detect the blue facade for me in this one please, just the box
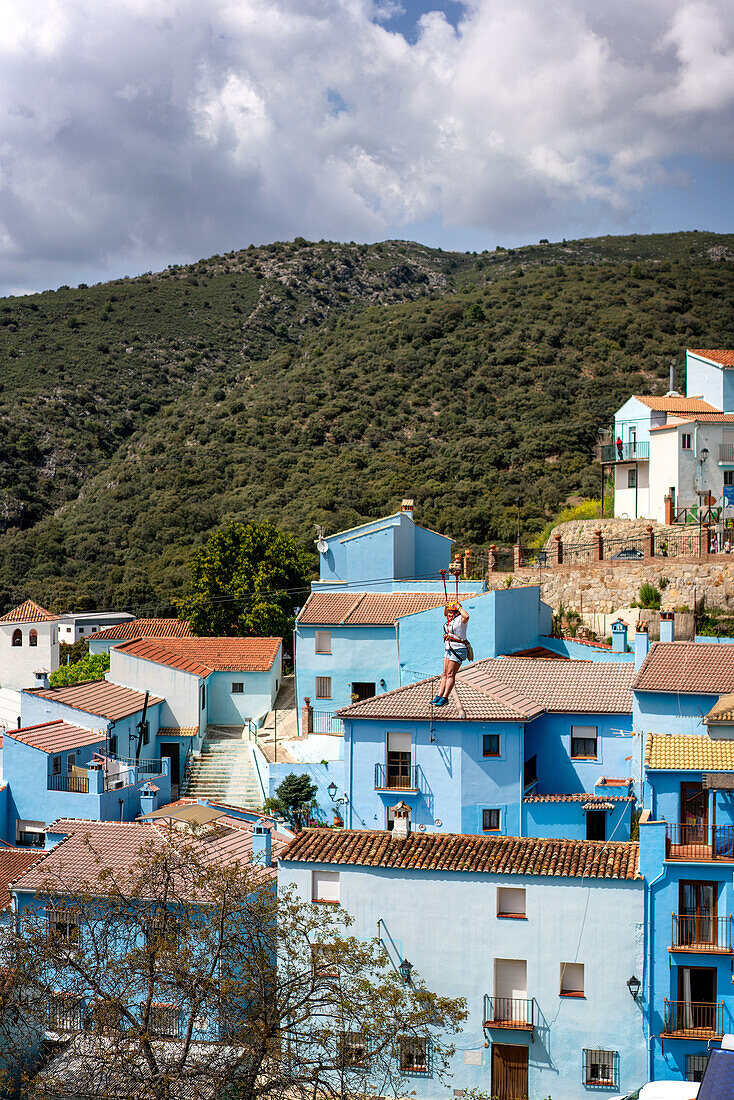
[315,510,451,588]
[524,711,635,796]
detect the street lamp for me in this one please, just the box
[399,958,413,985]
[627,975,641,1001]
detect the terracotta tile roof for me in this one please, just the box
[7,720,106,754]
[281,828,640,880]
[597,777,633,788]
[634,642,734,695]
[633,394,719,413]
[25,680,163,721]
[0,599,59,623]
[0,848,46,909]
[524,792,634,803]
[114,637,281,675]
[158,727,199,738]
[11,811,291,894]
[645,732,734,771]
[689,349,734,367]
[558,635,612,650]
[91,618,193,642]
[505,646,569,660]
[297,591,467,626]
[672,412,734,423]
[705,694,734,723]
[340,657,634,721]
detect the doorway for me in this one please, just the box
[681,782,707,845]
[677,966,717,1034]
[160,743,180,799]
[352,682,376,702]
[679,882,717,947]
[491,1044,528,1100]
[586,811,606,841]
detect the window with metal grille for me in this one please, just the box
[482,808,500,832]
[149,1004,179,1038]
[340,1031,368,1067]
[399,1036,428,1074]
[315,676,332,699]
[483,734,500,757]
[682,433,692,450]
[627,469,636,489]
[232,682,244,694]
[47,994,81,1031]
[686,1054,708,1082]
[47,908,80,945]
[571,726,598,759]
[583,1049,618,1088]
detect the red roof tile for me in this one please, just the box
[633,394,720,413]
[689,349,734,367]
[7,720,106,754]
[506,646,570,660]
[0,848,46,909]
[297,591,471,626]
[91,618,193,642]
[0,599,59,623]
[25,680,163,721]
[281,828,640,880]
[633,642,734,695]
[339,673,543,722]
[524,792,634,803]
[114,637,281,675]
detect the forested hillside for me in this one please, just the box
[0,231,733,614]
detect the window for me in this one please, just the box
[311,943,339,979]
[497,887,526,918]
[47,908,80,945]
[52,630,57,644]
[726,471,734,487]
[571,726,597,759]
[627,468,636,489]
[232,682,244,694]
[109,734,118,756]
[586,811,606,841]
[29,629,37,647]
[67,756,74,775]
[315,631,331,654]
[47,993,81,1032]
[682,433,692,450]
[315,676,331,699]
[52,755,62,776]
[584,1049,618,1088]
[386,731,412,789]
[79,627,85,635]
[560,962,584,997]
[340,1030,368,1068]
[16,819,45,847]
[149,1004,179,1038]
[686,1054,708,1082]
[483,733,500,757]
[399,1036,428,1074]
[482,809,500,832]
[312,869,339,904]
[11,629,21,647]
[200,684,206,710]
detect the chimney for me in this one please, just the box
[660,610,675,644]
[34,669,49,689]
[611,619,628,654]
[401,498,414,517]
[390,801,411,841]
[635,620,650,670]
[252,821,273,866]
[669,360,675,395]
[138,783,159,820]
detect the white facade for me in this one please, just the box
[59,611,135,645]
[0,617,59,692]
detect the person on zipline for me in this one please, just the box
[432,600,470,707]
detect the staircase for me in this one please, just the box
[182,734,263,809]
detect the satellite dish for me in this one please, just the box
[316,539,328,553]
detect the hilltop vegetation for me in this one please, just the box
[0,231,732,614]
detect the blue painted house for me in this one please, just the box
[279,824,646,1100]
[335,657,637,839]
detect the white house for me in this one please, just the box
[58,610,136,645]
[605,349,734,523]
[0,600,60,692]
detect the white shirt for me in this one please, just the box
[447,613,468,641]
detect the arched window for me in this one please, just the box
[11,629,22,647]
[29,630,37,647]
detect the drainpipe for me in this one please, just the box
[645,860,667,1082]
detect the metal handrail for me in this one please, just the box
[483,995,536,1030]
[601,441,650,462]
[374,763,420,792]
[665,822,734,861]
[671,913,733,951]
[48,774,90,794]
[312,710,344,734]
[663,999,724,1037]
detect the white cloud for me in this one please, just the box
[0,0,732,291]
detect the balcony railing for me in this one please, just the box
[48,774,89,794]
[601,441,650,463]
[665,823,734,861]
[663,999,724,1038]
[720,443,734,464]
[104,755,165,776]
[374,763,420,792]
[483,995,537,1032]
[671,914,733,953]
[47,996,82,1033]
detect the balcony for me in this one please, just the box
[47,757,167,796]
[671,914,733,954]
[47,996,82,1034]
[601,441,650,463]
[374,763,420,793]
[663,999,724,1039]
[483,995,537,1033]
[48,774,90,794]
[719,443,734,464]
[665,823,734,862]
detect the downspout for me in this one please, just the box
[645,861,666,1081]
[395,621,401,687]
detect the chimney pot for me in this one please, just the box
[401,498,414,514]
[390,801,411,840]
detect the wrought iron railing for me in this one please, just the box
[374,763,420,792]
[601,441,649,462]
[672,914,733,952]
[663,999,724,1037]
[312,711,344,734]
[48,774,89,794]
[483,995,536,1031]
[47,996,82,1032]
[665,823,734,861]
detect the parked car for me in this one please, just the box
[611,547,645,560]
[611,1083,699,1100]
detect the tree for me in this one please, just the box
[178,521,312,638]
[7,831,466,1100]
[49,651,110,687]
[264,773,318,830]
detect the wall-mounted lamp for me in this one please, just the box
[327,781,337,801]
[379,679,386,690]
[627,975,641,1001]
[327,781,348,807]
[399,958,413,985]
[701,447,709,463]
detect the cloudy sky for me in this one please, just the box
[0,0,733,294]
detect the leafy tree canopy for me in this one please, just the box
[178,520,311,637]
[264,772,319,829]
[49,651,110,687]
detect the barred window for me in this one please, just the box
[583,1049,618,1088]
[149,1003,179,1038]
[340,1030,368,1067]
[686,1054,708,1082]
[47,993,81,1032]
[47,908,80,945]
[399,1036,428,1074]
[315,676,332,699]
